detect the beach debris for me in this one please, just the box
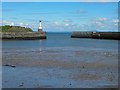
[107,74,113,82]
[19,83,24,87]
[108,77,113,81]
[82,66,85,68]
[3,64,16,68]
[104,52,112,57]
[69,83,72,86]
[4,64,10,66]
[10,65,16,68]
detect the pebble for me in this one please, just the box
[19,83,24,87]
[82,66,85,68]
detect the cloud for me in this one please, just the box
[2,20,31,28]
[54,21,59,26]
[2,17,118,32]
[63,19,72,23]
[43,20,78,32]
[88,17,118,31]
[0,21,2,26]
[42,17,118,32]
[75,9,87,14]
[112,19,119,23]
[25,9,87,16]
[92,17,108,22]
[58,17,118,32]
[25,12,60,15]
[65,23,69,26]
[70,9,88,16]
[2,20,13,25]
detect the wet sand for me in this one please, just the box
[2,47,118,88]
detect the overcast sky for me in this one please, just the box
[1,2,118,32]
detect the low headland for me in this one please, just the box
[0,25,47,40]
[71,31,120,40]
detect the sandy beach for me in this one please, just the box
[2,46,118,88]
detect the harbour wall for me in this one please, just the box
[1,32,47,40]
[71,32,120,40]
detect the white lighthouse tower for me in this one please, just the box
[38,20,43,32]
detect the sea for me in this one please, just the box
[2,32,118,50]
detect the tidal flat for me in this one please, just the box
[2,46,118,88]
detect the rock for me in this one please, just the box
[3,64,16,68]
[10,65,16,68]
[108,54,112,57]
[4,64,10,66]
[82,66,85,68]
[4,81,8,83]
[19,83,24,87]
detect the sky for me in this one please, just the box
[1,2,119,32]
[1,0,120,2]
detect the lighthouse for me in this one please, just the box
[38,20,43,32]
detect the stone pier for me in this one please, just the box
[71,31,120,40]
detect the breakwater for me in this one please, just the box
[1,32,47,40]
[71,32,120,40]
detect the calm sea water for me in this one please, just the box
[2,33,118,50]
